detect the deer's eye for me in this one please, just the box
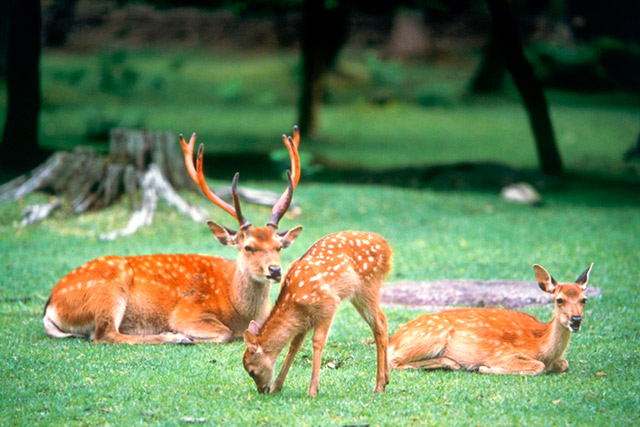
[556,298,564,305]
[244,246,255,253]
[580,298,587,305]
[248,370,256,378]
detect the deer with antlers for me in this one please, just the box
[388,264,593,375]
[242,231,393,397]
[42,127,302,344]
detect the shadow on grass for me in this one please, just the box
[196,151,640,208]
[1,148,639,208]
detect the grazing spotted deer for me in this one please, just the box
[42,127,303,344]
[388,264,593,375]
[242,231,392,397]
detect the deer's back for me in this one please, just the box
[49,254,237,323]
[278,231,392,307]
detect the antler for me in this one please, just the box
[180,133,250,228]
[267,126,301,228]
[284,125,301,188]
[231,172,251,229]
[181,126,300,230]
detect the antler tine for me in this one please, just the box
[267,126,301,229]
[180,133,239,221]
[285,137,300,189]
[231,172,251,230]
[179,133,198,181]
[194,143,239,220]
[267,170,294,228]
[292,125,300,149]
[281,125,301,189]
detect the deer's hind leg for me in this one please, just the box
[388,320,452,371]
[308,312,336,397]
[96,288,193,344]
[352,294,389,393]
[85,265,192,344]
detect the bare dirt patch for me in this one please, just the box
[381,280,602,310]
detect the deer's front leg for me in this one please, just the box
[478,354,546,375]
[396,356,462,371]
[271,331,307,393]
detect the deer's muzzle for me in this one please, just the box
[569,316,582,332]
[267,265,282,282]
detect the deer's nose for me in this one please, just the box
[268,265,282,280]
[570,316,582,331]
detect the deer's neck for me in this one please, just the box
[230,267,271,321]
[259,305,304,358]
[537,314,572,365]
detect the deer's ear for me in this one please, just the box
[244,331,260,353]
[575,263,593,290]
[534,264,558,294]
[207,221,238,246]
[277,226,303,249]
[248,320,261,335]
[244,322,262,354]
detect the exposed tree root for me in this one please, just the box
[0,129,299,239]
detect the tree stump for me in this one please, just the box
[386,9,432,61]
[0,129,297,240]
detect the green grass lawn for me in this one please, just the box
[1,179,639,425]
[1,49,640,425]
[1,49,638,179]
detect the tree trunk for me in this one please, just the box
[43,0,79,47]
[387,9,432,61]
[0,0,44,171]
[298,0,348,138]
[0,1,10,76]
[486,0,564,177]
[0,130,207,238]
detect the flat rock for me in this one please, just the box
[381,280,602,310]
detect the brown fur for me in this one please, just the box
[43,127,303,345]
[43,226,302,344]
[242,231,392,396]
[388,264,592,375]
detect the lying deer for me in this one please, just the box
[42,127,303,344]
[242,231,393,396]
[388,264,593,375]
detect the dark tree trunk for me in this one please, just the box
[486,0,564,177]
[1,0,45,171]
[43,0,79,47]
[298,0,348,138]
[0,1,10,76]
